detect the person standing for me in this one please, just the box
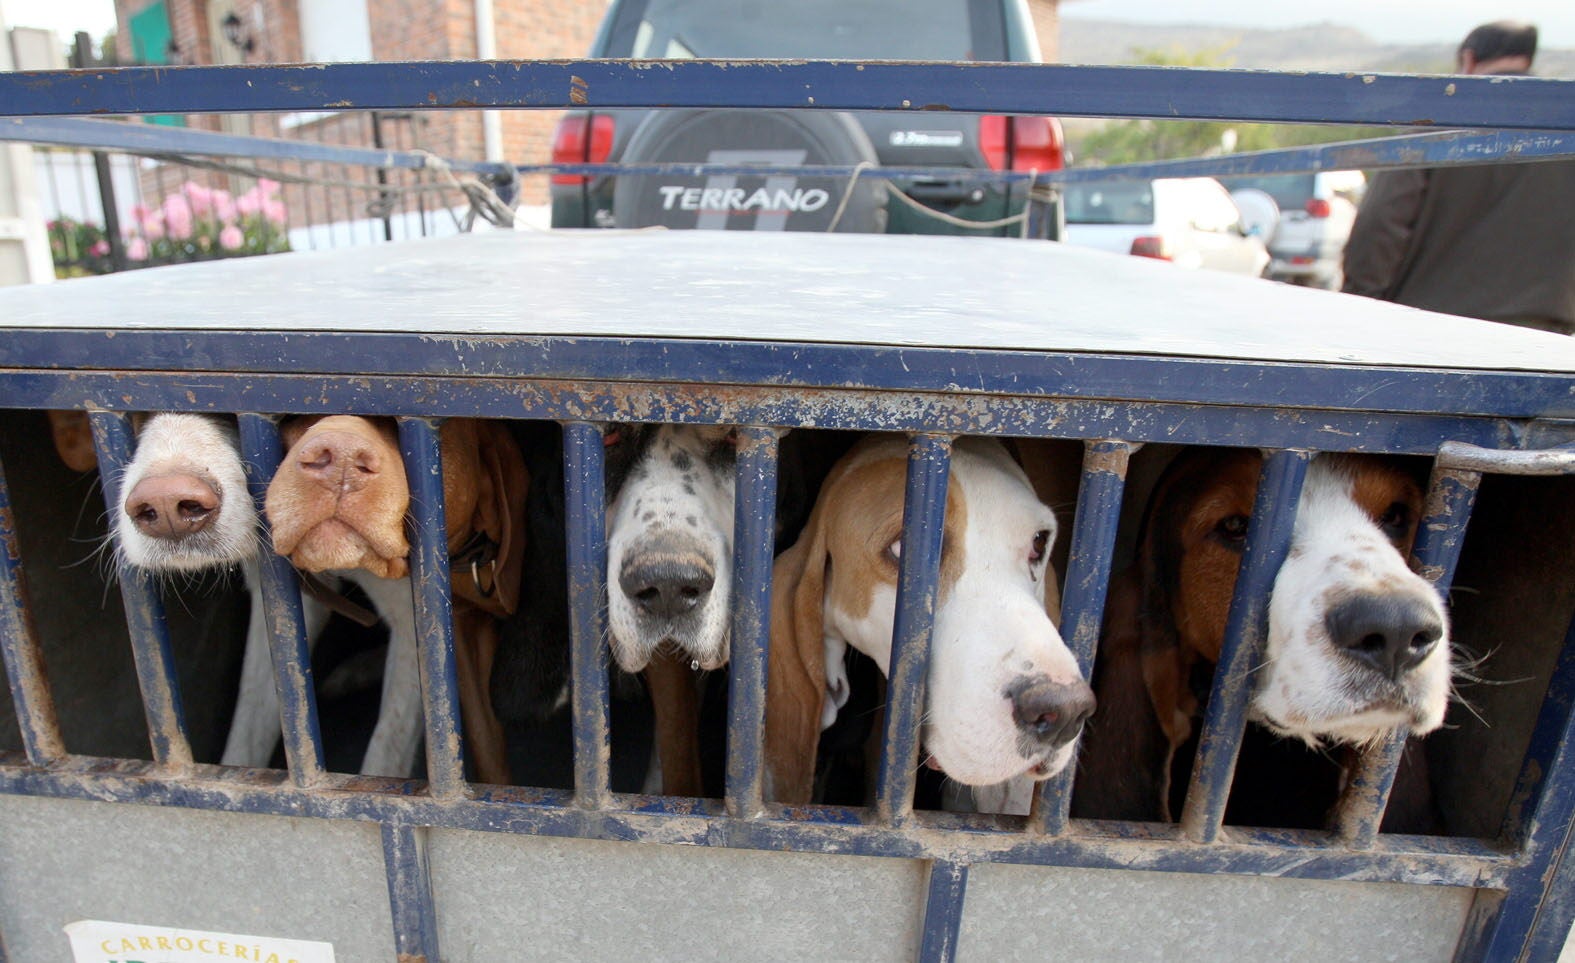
[1341,21,1575,335]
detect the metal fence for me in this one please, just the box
[2,59,1575,962]
[23,109,492,279]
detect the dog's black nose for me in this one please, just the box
[1325,591,1444,682]
[125,473,219,539]
[619,554,715,620]
[1009,677,1096,749]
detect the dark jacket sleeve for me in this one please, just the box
[1341,169,1429,300]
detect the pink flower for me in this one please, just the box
[126,237,149,261]
[181,181,214,217]
[211,189,237,222]
[133,204,165,240]
[89,240,110,256]
[162,194,193,241]
[236,188,261,217]
[262,199,287,225]
[219,224,245,250]
[257,177,281,196]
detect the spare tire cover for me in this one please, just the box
[613,109,887,233]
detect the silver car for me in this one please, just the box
[1059,176,1271,277]
[1222,170,1367,289]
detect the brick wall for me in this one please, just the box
[1027,0,1061,62]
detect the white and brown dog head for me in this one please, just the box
[1108,448,1450,765]
[111,413,259,575]
[1260,454,1450,742]
[604,424,744,674]
[765,434,1094,804]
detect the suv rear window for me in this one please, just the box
[1063,181,1155,225]
[600,0,1008,61]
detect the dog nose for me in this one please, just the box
[1325,591,1444,682]
[125,473,220,539]
[619,554,715,620]
[295,430,383,492]
[1008,677,1096,749]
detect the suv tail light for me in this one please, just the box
[1304,197,1333,218]
[550,114,615,187]
[979,115,1066,172]
[1129,236,1172,260]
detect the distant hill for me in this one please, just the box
[1058,18,1575,78]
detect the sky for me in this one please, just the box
[1063,0,1575,47]
[0,0,113,39]
[3,0,1573,51]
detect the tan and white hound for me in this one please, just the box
[263,415,526,783]
[764,434,1095,809]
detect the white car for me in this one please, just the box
[1059,176,1271,277]
[1221,170,1366,289]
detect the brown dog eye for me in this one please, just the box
[1216,514,1250,542]
[1379,502,1411,541]
[1029,529,1049,564]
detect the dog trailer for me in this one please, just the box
[2,59,1575,962]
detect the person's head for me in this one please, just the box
[1457,20,1538,75]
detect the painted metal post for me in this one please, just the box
[1456,613,1575,962]
[1036,440,1135,834]
[726,426,779,818]
[381,821,441,962]
[88,410,194,770]
[1335,460,1481,845]
[397,417,467,798]
[0,452,64,765]
[237,413,326,786]
[1180,448,1310,843]
[564,421,611,809]
[917,860,970,963]
[875,433,952,826]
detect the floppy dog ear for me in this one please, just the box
[1074,571,1182,821]
[764,498,838,805]
[47,410,97,473]
[450,421,529,620]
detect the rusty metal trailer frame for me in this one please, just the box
[2,59,1575,962]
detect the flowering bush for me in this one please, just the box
[47,218,118,278]
[51,179,291,278]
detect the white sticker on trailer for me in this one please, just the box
[65,920,335,963]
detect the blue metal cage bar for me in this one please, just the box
[874,434,953,826]
[1460,612,1575,960]
[918,859,969,963]
[4,61,1575,132]
[1035,439,1136,835]
[396,417,469,798]
[87,410,195,770]
[725,426,780,818]
[380,821,442,961]
[1179,448,1313,843]
[563,421,612,810]
[0,454,65,766]
[236,413,328,786]
[4,367,1554,459]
